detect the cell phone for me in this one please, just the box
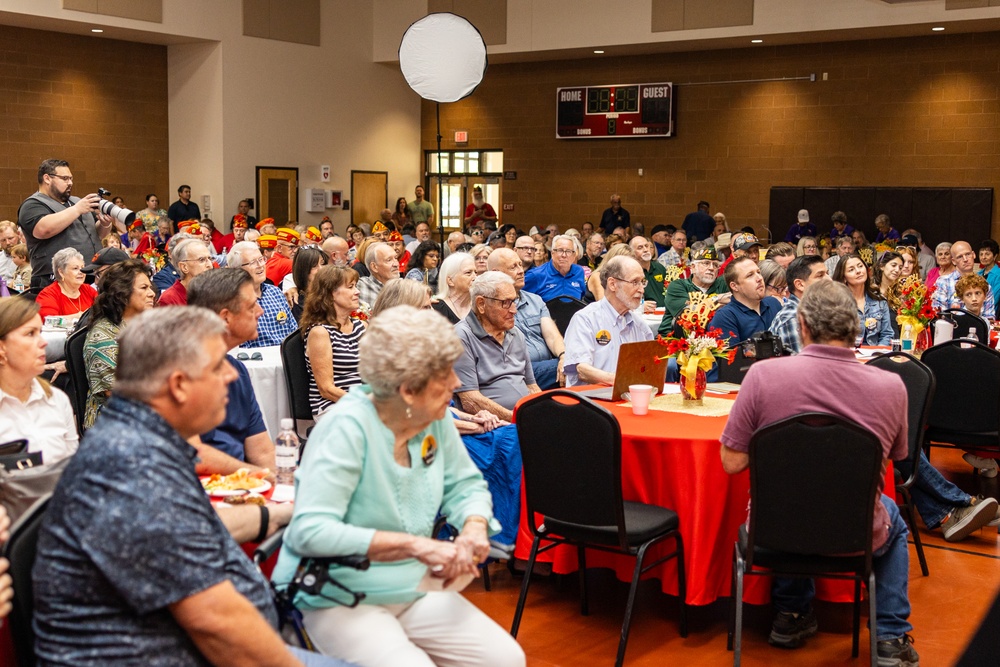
[0,439,28,455]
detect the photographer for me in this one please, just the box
[18,159,118,290]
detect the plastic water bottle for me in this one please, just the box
[901,324,913,352]
[275,418,300,486]
[13,275,23,293]
[961,326,979,349]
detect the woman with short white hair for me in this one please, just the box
[274,306,525,667]
[36,247,96,320]
[432,252,476,324]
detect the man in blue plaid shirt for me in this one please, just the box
[768,255,830,354]
[226,240,297,348]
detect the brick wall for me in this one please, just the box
[0,25,168,223]
[422,31,1000,240]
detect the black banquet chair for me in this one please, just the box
[2,495,52,667]
[64,326,90,436]
[728,413,884,667]
[868,351,935,576]
[511,390,687,667]
[919,338,1000,466]
[280,330,315,441]
[941,308,989,344]
[545,296,586,336]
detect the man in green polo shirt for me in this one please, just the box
[628,235,667,309]
[659,246,731,336]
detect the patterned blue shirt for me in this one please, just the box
[933,270,995,319]
[33,395,278,665]
[768,293,802,354]
[243,282,297,348]
[515,290,554,363]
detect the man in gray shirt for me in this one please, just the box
[18,158,116,289]
[454,271,541,421]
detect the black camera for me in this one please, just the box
[97,187,111,198]
[740,330,786,360]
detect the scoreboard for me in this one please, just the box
[556,82,674,139]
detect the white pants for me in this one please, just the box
[301,592,526,667]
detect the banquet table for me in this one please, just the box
[513,389,896,607]
[236,345,291,440]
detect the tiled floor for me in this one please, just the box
[464,448,1000,666]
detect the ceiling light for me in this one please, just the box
[593,50,605,54]
[932,27,945,32]
[751,39,763,44]
[91,28,103,33]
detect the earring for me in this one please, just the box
[406,405,412,419]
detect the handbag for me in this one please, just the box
[0,455,70,523]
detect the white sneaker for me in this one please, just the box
[963,453,999,478]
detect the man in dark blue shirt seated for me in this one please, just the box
[711,256,782,346]
[681,200,714,245]
[32,307,350,666]
[188,268,276,476]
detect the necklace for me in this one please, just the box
[63,285,86,312]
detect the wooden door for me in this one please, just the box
[351,171,388,227]
[256,166,298,224]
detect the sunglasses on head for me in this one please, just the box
[236,352,263,361]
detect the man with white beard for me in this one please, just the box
[628,235,667,311]
[463,185,498,226]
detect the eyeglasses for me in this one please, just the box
[767,284,789,293]
[241,257,266,268]
[484,296,517,310]
[515,246,536,253]
[49,174,73,182]
[615,277,648,288]
[181,256,212,265]
[236,352,263,361]
[552,248,575,255]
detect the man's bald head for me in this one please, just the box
[447,231,465,251]
[487,247,524,290]
[322,235,350,267]
[950,241,976,275]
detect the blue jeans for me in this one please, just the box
[289,645,357,666]
[895,451,971,528]
[531,357,560,390]
[771,495,913,641]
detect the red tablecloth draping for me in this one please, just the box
[513,390,896,607]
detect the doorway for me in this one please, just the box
[351,171,388,227]
[424,150,504,230]
[255,166,298,224]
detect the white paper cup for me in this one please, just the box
[629,384,655,416]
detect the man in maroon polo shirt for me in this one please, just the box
[719,280,919,666]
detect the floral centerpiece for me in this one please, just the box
[655,295,734,403]
[895,275,937,352]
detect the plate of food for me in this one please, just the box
[201,468,271,497]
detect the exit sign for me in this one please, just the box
[503,203,515,211]
[454,130,468,143]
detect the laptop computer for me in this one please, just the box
[716,344,755,384]
[576,339,668,401]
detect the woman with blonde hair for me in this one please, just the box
[0,298,77,463]
[370,279,432,317]
[300,265,365,417]
[351,236,379,278]
[795,236,819,257]
[470,243,492,275]
[432,252,476,324]
[587,243,636,301]
[898,246,921,281]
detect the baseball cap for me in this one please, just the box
[529,226,549,236]
[85,247,130,272]
[797,209,810,223]
[651,224,670,236]
[732,233,761,252]
[899,234,919,248]
[691,246,719,262]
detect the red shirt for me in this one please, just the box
[36,283,97,319]
[265,253,293,285]
[157,280,188,306]
[464,202,497,222]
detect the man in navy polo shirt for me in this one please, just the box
[523,234,587,301]
[188,268,276,475]
[711,256,782,345]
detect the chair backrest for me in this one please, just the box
[545,296,587,336]
[943,308,989,343]
[1,495,50,667]
[280,330,314,422]
[514,390,628,548]
[64,326,90,435]
[921,338,1000,434]
[747,413,883,562]
[868,352,936,486]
